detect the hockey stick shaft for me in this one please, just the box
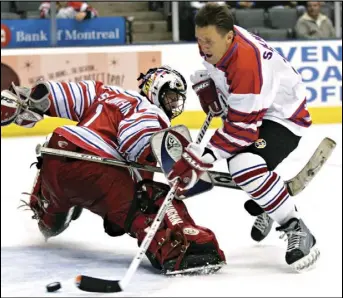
[36,144,240,190]
[37,137,336,197]
[120,179,179,290]
[195,112,213,144]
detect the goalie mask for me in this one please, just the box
[138,66,187,120]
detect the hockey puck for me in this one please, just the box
[46,282,61,292]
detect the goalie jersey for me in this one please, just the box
[44,81,170,164]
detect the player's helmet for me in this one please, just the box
[138,66,187,119]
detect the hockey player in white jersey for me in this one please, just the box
[167,3,319,272]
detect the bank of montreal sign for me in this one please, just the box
[1,17,126,48]
[1,25,122,45]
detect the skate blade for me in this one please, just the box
[165,262,226,276]
[291,245,320,273]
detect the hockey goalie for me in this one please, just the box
[1,66,225,275]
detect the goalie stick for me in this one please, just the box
[36,136,336,197]
[74,115,214,293]
[76,180,181,293]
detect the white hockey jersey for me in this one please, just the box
[199,26,312,159]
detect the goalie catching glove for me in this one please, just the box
[1,81,51,127]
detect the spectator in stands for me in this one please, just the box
[228,1,298,10]
[191,1,227,10]
[295,1,335,39]
[40,1,98,21]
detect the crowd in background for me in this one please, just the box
[181,1,337,40]
[39,1,97,21]
[1,1,340,43]
[1,1,97,21]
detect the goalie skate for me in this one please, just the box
[164,262,225,276]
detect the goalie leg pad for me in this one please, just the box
[22,168,78,239]
[41,132,137,230]
[125,180,226,273]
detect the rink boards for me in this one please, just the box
[1,39,341,137]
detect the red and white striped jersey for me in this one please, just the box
[199,26,312,160]
[39,1,97,19]
[45,80,170,165]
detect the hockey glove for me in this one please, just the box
[1,81,51,128]
[167,143,213,192]
[190,70,223,117]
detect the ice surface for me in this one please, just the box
[1,125,342,297]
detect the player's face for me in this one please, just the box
[162,90,185,119]
[195,25,233,65]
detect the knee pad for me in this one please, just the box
[229,153,270,192]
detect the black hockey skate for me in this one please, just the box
[244,200,274,242]
[251,213,274,242]
[276,218,320,272]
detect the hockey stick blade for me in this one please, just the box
[76,275,122,293]
[286,137,336,196]
[75,263,225,293]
